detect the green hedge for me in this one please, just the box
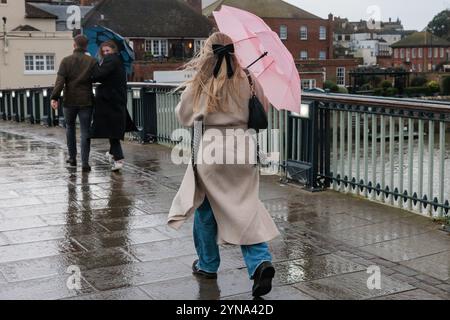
[323,80,339,92]
[404,86,433,96]
[442,77,450,95]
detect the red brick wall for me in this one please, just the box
[392,47,450,72]
[297,58,362,88]
[207,15,334,61]
[132,62,185,82]
[131,38,196,61]
[377,55,394,68]
[263,17,334,61]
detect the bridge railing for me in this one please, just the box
[1,84,449,218]
[304,93,450,218]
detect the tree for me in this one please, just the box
[428,10,450,40]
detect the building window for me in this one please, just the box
[24,54,55,74]
[434,47,439,58]
[406,48,410,60]
[301,79,316,90]
[337,35,342,41]
[319,51,326,60]
[300,26,307,40]
[394,49,399,59]
[345,35,351,41]
[428,47,432,58]
[279,25,287,40]
[145,39,168,57]
[319,26,327,40]
[441,47,445,58]
[336,67,345,86]
[412,48,416,58]
[400,48,404,59]
[0,0,7,4]
[418,47,423,58]
[300,51,308,60]
[194,39,206,54]
[418,63,422,72]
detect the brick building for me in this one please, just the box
[82,0,213,81]
[391,31,450,72]
[204,0,360,89]
[204,0,334,61]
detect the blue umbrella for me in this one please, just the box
[83,26,135,75]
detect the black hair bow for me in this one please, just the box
[212,44,235,78]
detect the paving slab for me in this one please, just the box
[293,271,415,300]
[400,250,450,281]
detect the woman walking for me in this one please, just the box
[168,32,280,297]
[90,41,137,171]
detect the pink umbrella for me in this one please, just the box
[213,5,301,113]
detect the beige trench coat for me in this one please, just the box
[168,70,280,246]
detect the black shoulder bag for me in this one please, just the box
[244,69,268,132]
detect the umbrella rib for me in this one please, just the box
[252,58,275,75]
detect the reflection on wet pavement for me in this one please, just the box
[0,123,449,300]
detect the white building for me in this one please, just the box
[0,0,75,89]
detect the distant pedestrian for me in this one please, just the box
[168,32,280,297]
[90,40,137,172]
[51,35,97,172]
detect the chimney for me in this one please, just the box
[185,0,202,14]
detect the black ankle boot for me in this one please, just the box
[252,262,275,297]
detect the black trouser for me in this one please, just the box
[64,107,93,166]
[109,139,124,161]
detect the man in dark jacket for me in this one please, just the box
[51,35,97,172]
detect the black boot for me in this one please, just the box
[252,262,275,297]
[192,260,217,279]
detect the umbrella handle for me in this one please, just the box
[246,51,268,69]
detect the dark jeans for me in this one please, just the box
[109,139,124,161]
[64,107,93,166]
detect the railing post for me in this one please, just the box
[142,88,158,143]
[12,91,19,122]
[42,88,52,127]
[6,91,12,120]
[0,91,5,121]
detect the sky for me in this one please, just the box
[203,0,448,31]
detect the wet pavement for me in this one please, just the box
[0,122,449,300]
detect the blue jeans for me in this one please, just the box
[64,107,93,166]
[193,197,272,279]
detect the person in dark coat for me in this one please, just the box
[51,35,97,172]
[90,40,137,171]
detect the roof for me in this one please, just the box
[29,3,94,21]
[25,3,58,19]
[391,31,450,48]
[12,25,41,31]
[203,0,324,20]
[83,0,213,38]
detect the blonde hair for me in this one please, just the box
[178,32,245,113]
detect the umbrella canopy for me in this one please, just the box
[83,26,135,75]
[213,5,301,113]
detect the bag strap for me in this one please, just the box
[244,69,256,96]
